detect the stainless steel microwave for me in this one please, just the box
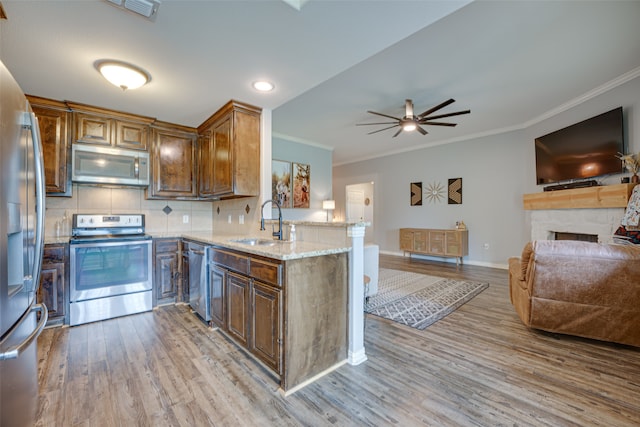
[71,144,150,186]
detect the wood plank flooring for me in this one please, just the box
[36,254,640,426]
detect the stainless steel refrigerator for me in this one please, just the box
[0,60,48,426]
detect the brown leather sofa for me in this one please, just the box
[508,240,640,347]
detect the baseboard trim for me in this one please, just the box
[379,250,508,270]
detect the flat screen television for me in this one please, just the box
[534,107,624,185]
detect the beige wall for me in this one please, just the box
[45,185,214,238]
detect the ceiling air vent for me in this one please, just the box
[104,0,160,21]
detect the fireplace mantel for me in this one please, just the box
[523,183,637,210]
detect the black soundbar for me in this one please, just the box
[543,180,599,192]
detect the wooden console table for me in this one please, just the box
[523,183,637,210]
[399,228,469,265]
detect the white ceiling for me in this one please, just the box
[1,1,639,166]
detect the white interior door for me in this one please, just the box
[346,189,365,222]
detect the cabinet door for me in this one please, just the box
[210,265,226,329]
[413,230,428,252]
[212,115,233,195]
[39,262,65,321]
[75,112,112,145]
[38,245,67,324]
[198,131,214,197]
[31,105,70,195]
[226,271,249,346]
[149,127,198,199]
[399,229,413,251]
[445,231,462,256]
[429,231,445,254]
[155,252,178,304]
[115,120,149,150]
[251,281,281,373]
[181,248,190,303]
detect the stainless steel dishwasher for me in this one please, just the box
[188,241,210,322]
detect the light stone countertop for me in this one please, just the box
[178,231,351,260]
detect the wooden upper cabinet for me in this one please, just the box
[198,100,261,199]
[68,102,153,151]
[198,131,214,198]
[147,122,198,199]
[27,96,71,196]
[116,119,149,150]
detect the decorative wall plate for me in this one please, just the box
[425,181,445,203]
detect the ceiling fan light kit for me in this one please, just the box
[358,98,470,137]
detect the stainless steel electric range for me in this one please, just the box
[69,214,152,326]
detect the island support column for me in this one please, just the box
[347,224,367,365]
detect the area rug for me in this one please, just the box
[365,268,489,330]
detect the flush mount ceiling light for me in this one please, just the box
[95,60,151,91]
[252,81,275,92]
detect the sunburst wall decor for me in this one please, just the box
[425,181,445,203]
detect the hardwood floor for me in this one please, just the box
[36,254,640,426]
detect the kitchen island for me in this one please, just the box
[181,232,351,395]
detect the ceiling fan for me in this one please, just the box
[357,98,470,137]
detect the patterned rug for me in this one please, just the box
[365,268,489,330]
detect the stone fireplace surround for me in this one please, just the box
[524,183,636,244]
[530,208,624,244]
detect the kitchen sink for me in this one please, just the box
[231,238,285,247]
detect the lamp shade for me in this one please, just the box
[322,200,335,210]
[96,60,151,91]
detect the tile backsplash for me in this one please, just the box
[45,185,215,238]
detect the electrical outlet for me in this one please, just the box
[239,215,244,225]
[182,215,189,224]
[228,214,232,224]
[483,243,490,250]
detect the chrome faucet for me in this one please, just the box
[260,199,283,240]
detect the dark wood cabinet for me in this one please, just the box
[148,123,198,199]
[250,280,281,373]
[197,100,261,199]
[68,102,153,151]
[153,239,180,306]
[38,244,68,326]
[226,271,250,346]
[180,240,190,303]
[27,96,71,196]
[198,131,214,198]
[209,264,225,329]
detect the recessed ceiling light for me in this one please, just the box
[95,60,151,91]
[252,81,275,92]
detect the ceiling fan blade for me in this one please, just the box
[418,98,455,118]
[367,110,402,121]
[356,121,399,126]
[422,109,470,121]
[392,128,403,138]
[418,121,457,127]
[367,124,400,135]
[416,125,428,135]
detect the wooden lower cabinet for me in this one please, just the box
[180,241,190,303]
[400,228,469,265]
[250,280,281,373]
[38,244,68,326]
[207,246,346,393]
[153,239,180,306]
[209,264,225,329]
[226,271,250,346]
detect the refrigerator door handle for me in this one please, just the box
[0,304,48,361]
[26,112,46,293]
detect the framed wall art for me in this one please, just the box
[410,182,422,206]
[292,162,310,208]
[448,178,462,204]
[271,159,291,208]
